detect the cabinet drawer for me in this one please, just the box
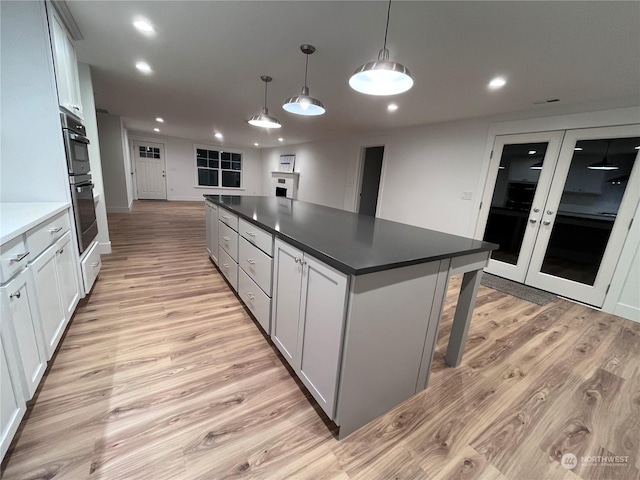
[26,211,70,259]
[1,236,30,284]
[80,241,101,294]
[218,208,238,232]
[239,237,272,296]
[239,218,273,256]
[219,221,238,262]
[218,247,238,292]
[238,268,271,333]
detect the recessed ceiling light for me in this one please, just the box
[254,143,259,146]
[635,146,640,150]
[156,117,164,123]
[488,76,506,90]
[135,61,152,74]
[387,103,398,112]
[528,150,536,155]
[278,138,284,142]
[574,147,583,151]
[214,132,223,139]
[153,128,160,132]
[133,19,155,33]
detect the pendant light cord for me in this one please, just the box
[263,80,268,109]
[383,0,392,51]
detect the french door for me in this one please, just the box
[480,125,640,307]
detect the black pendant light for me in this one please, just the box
[588,140,619,171]
[283,45,325,116]
[248,75,281,129]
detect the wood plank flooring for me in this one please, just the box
[2,200,639,480]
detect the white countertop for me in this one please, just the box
[1,202,70,245]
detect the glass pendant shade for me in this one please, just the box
[349,48,413,96]
[282,45,325,116]
[248,75,281,129]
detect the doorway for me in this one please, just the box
[478,125,640,307]
[358,146,384,216]
[133,141,167,200]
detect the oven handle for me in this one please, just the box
[69,132,90,144]
[76,184,95,193]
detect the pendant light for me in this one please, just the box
[588,140,619,170]
[529,161,543,170]
[248,75,281,129]
[349,0,413,96]
[283,45,325,116]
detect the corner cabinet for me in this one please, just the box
[271,239,349,418]
[48,7,83,118]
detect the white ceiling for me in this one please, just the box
[68,1,640,149]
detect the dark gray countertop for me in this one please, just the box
[205,195,497,276]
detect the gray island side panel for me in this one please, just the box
[205,195,497,276]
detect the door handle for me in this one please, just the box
[542,220,551,226]
[529,218,538,224]
[9,291,21,299]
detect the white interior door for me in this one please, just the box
[133,141,166,200]
[525,125,640,307]
[480,131,564,282]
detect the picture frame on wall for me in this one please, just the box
[279,154,296,172]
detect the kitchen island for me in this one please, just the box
[205,195,497,438]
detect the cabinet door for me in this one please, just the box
[55,233,80,321]
[297,254,349,418]
[49,13,71,112]
[31,244,65,359]
[271,240,303,365]
[205,204,212,256]
[64,33,82,118]
[1,269,47,400]
[0,329,26,460]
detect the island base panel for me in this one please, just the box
[335,261,444,439]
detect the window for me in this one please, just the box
[139,146,160,159]
[195,146,242,188]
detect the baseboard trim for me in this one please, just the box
[99,241,112,255]
[106,206,131,213]
[614,303,640,323]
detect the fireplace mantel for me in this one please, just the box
[270,171,299,199]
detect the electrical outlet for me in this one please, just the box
[461,191,473,201]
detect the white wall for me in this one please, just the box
[78,63,111,254]
[260,106,640,322]
[0,0,69,203]
[97,112,131,212]
[127,132,262,201]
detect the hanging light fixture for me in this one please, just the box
[529,161,544,170]
[588,140,619,170]
[248,76,281,129]
[349,0,413,96]
[283,45,325,116]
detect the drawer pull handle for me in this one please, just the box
[246,232,256,237]
[221,215,230,220]
[56,248,64,255]
[222,236,230,242]
[246,258,256,265]
[91,262,100,267]
[49,227,63,233]
[222,263,229,269]
[246,292,255,301]
[10,252,29,263]
[9,291,21,299]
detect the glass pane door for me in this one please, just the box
[526,125,640,306]
[481,132,564,282]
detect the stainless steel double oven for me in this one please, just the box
[61,112,98,254]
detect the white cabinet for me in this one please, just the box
[0,321,26,461]
[80,240,101,294]
[0,268,47,400]
[205,201,219,265]
[271,239,349,417]
[31,232,79,359]
[49,8,83,118]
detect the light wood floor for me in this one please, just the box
[2,200,639,480]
